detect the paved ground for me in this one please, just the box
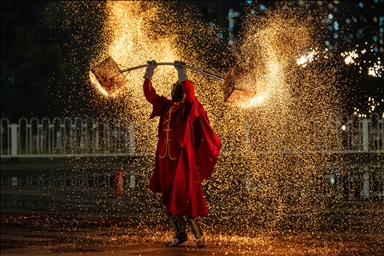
[1,178,384,255]
[2,209,384,256]
[1,223,383,256]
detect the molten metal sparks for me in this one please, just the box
[368,62,383,77]
[297,49,319,67]
[341,50,359,65]
[339,45,382,78]
[104,1,180,99]
[53,1,384,250]
[89,71,113,97]
[241,94,265,109]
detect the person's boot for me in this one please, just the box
[187,217,206,248]
[167,214,188,247]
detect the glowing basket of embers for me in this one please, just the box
[90,56,128,96]
[222,68,256,104]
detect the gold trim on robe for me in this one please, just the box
[159,105,178,160]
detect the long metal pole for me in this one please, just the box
[119,62,224,81]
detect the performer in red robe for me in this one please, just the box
[143,60,221,248]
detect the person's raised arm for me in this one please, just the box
[174,61,195,104]
[181,80,195,104]
[143,60,159,105]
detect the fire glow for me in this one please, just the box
[89,71,109,97]
[59,1,380,250]
[242,94,265,108]
[342,50,359,65]
[368,61,383,78]
[297,49,319,67]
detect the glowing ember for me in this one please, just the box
[341,50,359,65]
[297,49,319,67]
[368,62,383,77]
[241,94,265,109]
[89,71,109,97]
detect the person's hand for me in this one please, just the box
[143,60,157,80]
[174,61,188,82]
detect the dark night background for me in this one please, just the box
[1,1,383,122]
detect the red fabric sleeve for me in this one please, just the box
[181,80,201,121]
[143,79,159,105]
[181,80,195,105]
[150,96,169,119]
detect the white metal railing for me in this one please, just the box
[1,113,383,158]
[1,116,136,158]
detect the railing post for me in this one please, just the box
[129,170,136,190]
[361,119,369,152]
[362,171,370,199]
[244,171,250,192]
[128,123,135,155]
[244,122,251,153]
[10,124,18,157]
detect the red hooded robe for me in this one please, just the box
[143,79,221,217]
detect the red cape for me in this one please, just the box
[144,79,221,217]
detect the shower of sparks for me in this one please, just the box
[89,71,111,97]
[367,97,382,114]
[87,2,180,101]
[44,0,384,250]
[368,62,383,78]
[340,46,382,78]
[103,1,180,97]
[341,50,359,65]
[242,94,265,108]
[297,49,319,67]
